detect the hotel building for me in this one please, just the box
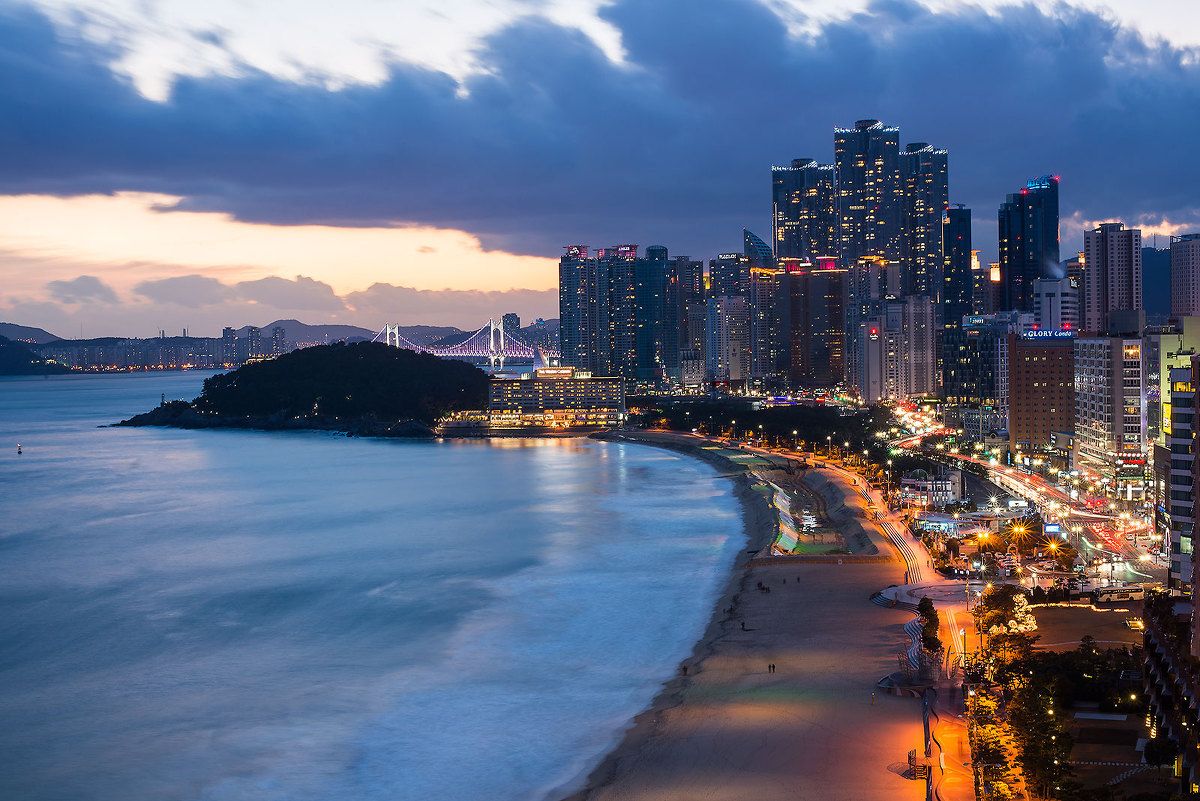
[488,367,625,430]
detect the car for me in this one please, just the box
[1125,618,1145,631]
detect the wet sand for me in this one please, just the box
[570,432,926,801]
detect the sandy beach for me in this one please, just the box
[570,431,927,801]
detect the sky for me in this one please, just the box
[0,0,1198,337]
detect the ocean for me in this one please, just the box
[0,371,744,801]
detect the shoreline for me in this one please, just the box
[569,430,924,801]
[561,430,782,800]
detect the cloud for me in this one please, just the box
[45,275,118,303]
[4,269,556,336]
[134,274,235,306]
[0,0,1197,263]
[345,283,557,327]
[235,275,345,310]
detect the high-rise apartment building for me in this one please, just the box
[1073,335,1147,501]
[559,245,606,374]
[270,325,287,357]
[771,159,838,261]
[705,296,750,385]
[997,175,1060,313]
[861,295,937,403]
[1171,234,1200,318]
[1006,330,1075,453]
[598,245,638,380]
[709,252,748,298]
[1082,222,1142,335]
[663,255,705,382]
[835,119,903,268]
[778,258,847,388]
[748,265,783,382]
[846,255,900,392]
[1166,364,1196,590]
[900,142,949,299]
[942,206,973,394]
[633,246,669,385]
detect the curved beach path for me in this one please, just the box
[567,432,926,801]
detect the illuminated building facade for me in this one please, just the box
[997,175,1060,313]
[845,255,899,392]
[942,206,973,393]
[835,119,903,268]
[488,367,625,429]
[705,295,750,385]
[771,158,838,261]
[1073,336,1148,500]
[709,252,748,298]
[633,245,669,386]
[860,294,937,403]
[1167,364,1195,590]
[900,142,949,299]
[1032,277,1079,331]
[1082,222,1142,335]
[778,257,847,388]
[748,266,783,382]
[1006,330,1075,453]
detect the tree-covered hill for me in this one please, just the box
[120,342,489,434]
[0,336,70,375]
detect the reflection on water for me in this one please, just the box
[0,372,742,801]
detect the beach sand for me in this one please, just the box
[570,432,927,801]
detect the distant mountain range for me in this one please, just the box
[0,318,558,347]
[0,322,61,344]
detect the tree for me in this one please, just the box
[1144,736,1178,774]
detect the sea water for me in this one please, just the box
[0,372,743,801]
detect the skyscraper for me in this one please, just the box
[860,295,937,403]
[559,245,606,373]
[900,142,949,299]
[633,245,669,384]
[743,229,774,271]
[748,266,782,383]
[941,205,973,393]
[664,255,705,382]
[705,296,750,385]
[1171,234,1200,318]
[1082,222,1142,335]
[845,255,900,391]
[709,252,748,298]
[997,175,1060,313]
[598,245,639,380]
[835,119,903,267]
[771,159,838,261]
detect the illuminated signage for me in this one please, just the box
[1044,523,1061,534]
[1021,329,1075,340]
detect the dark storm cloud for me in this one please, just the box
[46,275,118,303]
[0,0,1198,258]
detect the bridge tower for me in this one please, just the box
[384,324,402,349]
[487,318,505,370]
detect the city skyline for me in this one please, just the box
[2,0,1199,337]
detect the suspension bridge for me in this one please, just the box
[373,319,559,369]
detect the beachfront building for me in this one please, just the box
[488,367,625,430]
[899,469,962,509]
